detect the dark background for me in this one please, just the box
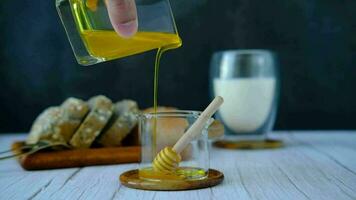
[0,0,355,132]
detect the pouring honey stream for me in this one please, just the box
[69,0,182,152]
[68,0,220,181]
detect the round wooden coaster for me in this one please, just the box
[119,169,224,191]
[213,139,283,150]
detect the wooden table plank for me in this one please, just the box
[40,164,135,200]
[289,131,356,199]
[1,132,356,200]
[290,131,356,173]
[272,133,356,200]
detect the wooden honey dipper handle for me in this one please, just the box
[173,96,224,153]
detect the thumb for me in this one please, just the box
[107,0,138,38]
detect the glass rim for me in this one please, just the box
[138,110,203,119]
[213,49,274,57]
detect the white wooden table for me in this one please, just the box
[1,131,356,200]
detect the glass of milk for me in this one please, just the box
[210,49,278,140]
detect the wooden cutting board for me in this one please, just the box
[12,141,140,170]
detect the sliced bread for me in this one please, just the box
[26,97,89,145]
[69,95,114,148]
[97,99,139,147]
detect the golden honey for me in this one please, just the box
[139,167,206,181]
[79,31,180,61]
[70,0,181,61]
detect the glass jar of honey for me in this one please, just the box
[138,111,211,181]
[56,0,181,65]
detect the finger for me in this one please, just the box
[107,0,138,38]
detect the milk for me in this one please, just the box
[213,78,276,133]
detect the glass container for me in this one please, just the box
[138,111,211,181]
[56,0,180,65]
[210,49,279,140]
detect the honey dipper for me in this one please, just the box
[153,96,224,172]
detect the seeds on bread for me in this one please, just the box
[69,95,114,148]
[60,97,90,141]
[26,97,89,145]
[27,107,67,145]
[97,99,139,147]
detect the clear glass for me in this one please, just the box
[56,0,180,66]
[210,49,279,140]
[138,111,211,181]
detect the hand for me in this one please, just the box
[107,0,138,38]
